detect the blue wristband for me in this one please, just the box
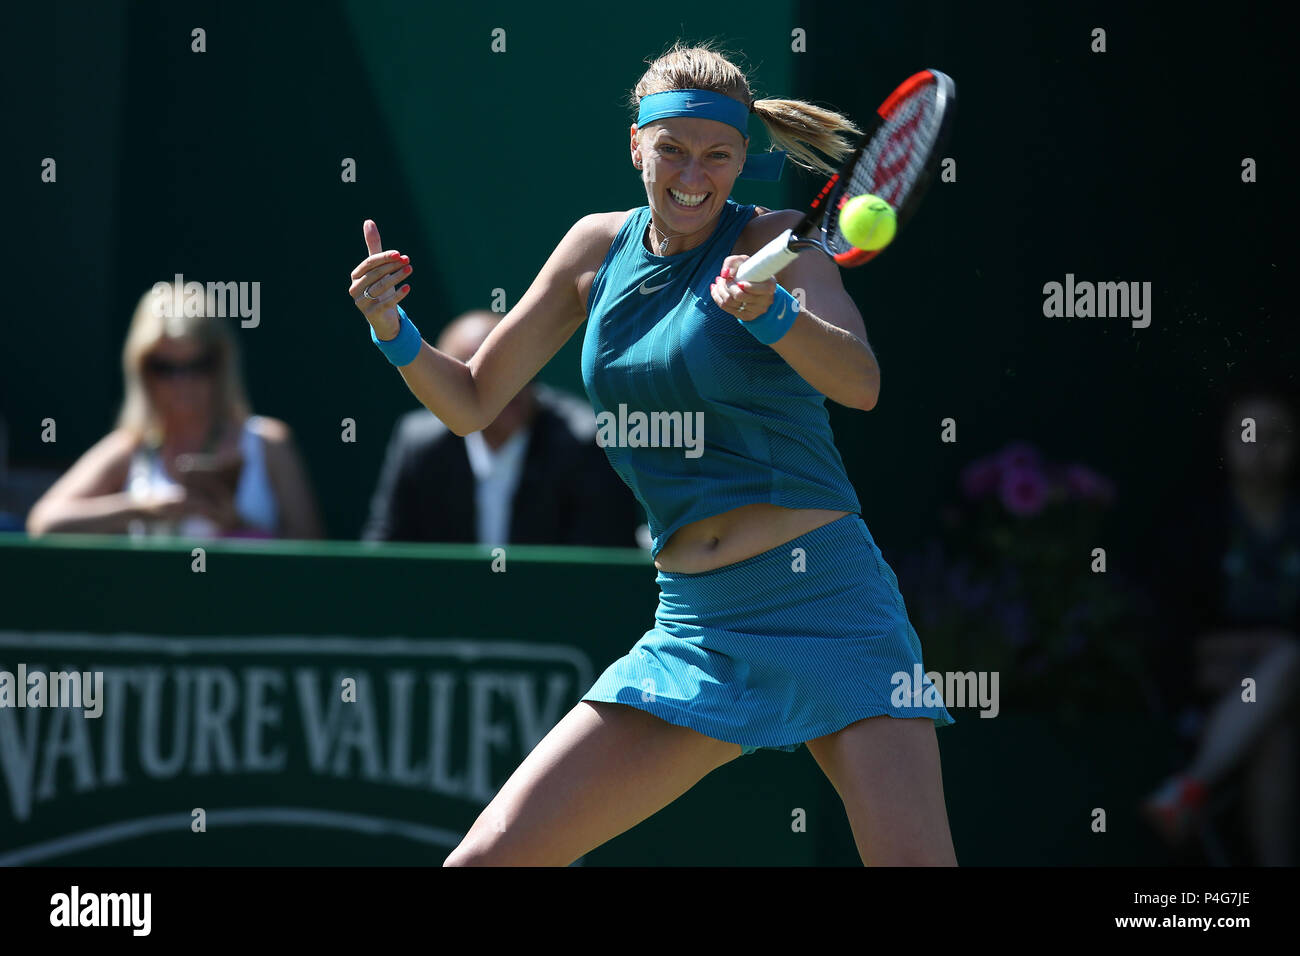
[737,284,800,345]
[370,305,423,366]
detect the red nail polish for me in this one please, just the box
[390,252,401,259]
[403,265,412,273]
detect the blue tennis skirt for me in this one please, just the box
[581,513,955,754]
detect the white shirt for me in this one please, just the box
[463,428,530,546]
[124,416,279,538]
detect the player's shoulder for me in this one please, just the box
[747,205,804,236]
[562,210,636,272]
[737,205,803,256]
[572,210,634,248]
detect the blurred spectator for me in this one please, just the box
[26,282,323,540]
[363,310,642,547]
[1143,386,1299,865]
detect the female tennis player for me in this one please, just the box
[349,41,956,866]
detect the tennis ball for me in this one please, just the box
[840,194,896,251]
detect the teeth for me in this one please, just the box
[669,188,706,207]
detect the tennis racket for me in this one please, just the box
[736,68,956,282]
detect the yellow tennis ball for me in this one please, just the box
[840,194,896,251]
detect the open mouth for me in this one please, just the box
[667,187,709,209]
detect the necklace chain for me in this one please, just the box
[648,216,687,255]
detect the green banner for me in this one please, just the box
[0,535,842,865]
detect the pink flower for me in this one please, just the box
[999,465,1050,517]
[960,456,1002,500]
[1063,464,1116,503]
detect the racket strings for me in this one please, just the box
[827,84,941,255]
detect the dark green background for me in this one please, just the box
[5,1,1289,549]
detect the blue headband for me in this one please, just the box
[636,89,787,182]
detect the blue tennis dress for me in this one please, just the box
[579,199,953,753]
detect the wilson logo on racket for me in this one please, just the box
[734,68,955,283]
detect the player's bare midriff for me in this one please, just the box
[575,207,852,574]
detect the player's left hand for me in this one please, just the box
[712,255,776,321]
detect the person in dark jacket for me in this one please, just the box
[362,310,643,547]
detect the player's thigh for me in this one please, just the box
[443,701,743,866]
[806,714,956,866]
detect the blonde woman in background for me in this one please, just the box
[27,282,323,540]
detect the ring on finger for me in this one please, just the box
[738,302,746,312]
[362,285,378,300]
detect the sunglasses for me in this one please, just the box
[144,354,218,379]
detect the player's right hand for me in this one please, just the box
[349,219,413,340]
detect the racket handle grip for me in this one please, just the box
[736,229,801,283]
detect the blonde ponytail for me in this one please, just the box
[750,97,860,177]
